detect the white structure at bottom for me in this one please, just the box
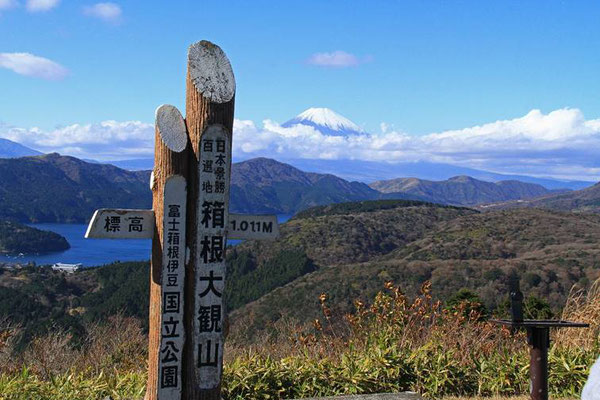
[583,355,600,400]
[51,263,82,273]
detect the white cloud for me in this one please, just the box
[0,0,17,10]
[1,120,154,160]
[2,108,599,181]
[231,108,600,181]
[0,52,68,80]
[83,2,121,22]
[26,0,59,12]
[307,51,372,68]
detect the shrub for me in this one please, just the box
[1,279,599,399]
[445,288,488,320]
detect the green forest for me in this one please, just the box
[0,220,70,254]
[2,199,594,349]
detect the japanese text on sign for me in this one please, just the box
[194,125,230,389]
[158,176,187,398]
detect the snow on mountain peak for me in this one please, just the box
[282,107,363,136]
[296,108,362,131]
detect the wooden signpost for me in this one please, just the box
[193,124,231,391]
[86,209,155,239]
[85,40,279,400]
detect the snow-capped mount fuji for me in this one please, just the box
[282,107,364,136]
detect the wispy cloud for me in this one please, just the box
[0,0,17,10]
[83,2,121,22]
[26,0,59,12]
[307,51,372,68]
[0,52,68,80]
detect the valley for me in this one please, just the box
[3,199,599,348]
[3,7,600,397]
[228,205,600,340]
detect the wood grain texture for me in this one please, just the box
[188,41,235,104]
[183,40,235,400]
[157,105,188,153]
[146,105,190,400]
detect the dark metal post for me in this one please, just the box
[509,272,524,323]
[528,327,550,400]
[491,272,587,400]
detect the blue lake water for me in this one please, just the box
[1,215,292,267]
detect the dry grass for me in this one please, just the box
[230,281,525,364]
[0,318,19,371]
[555,277,600,348]
[444,397,575,400]
[1,279,599,399]
[1,313,147,378]
[224,279,598,398]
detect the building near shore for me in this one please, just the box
[51,263,82,273]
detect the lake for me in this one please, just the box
[2,215,292,267]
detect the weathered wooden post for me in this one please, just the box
[183,40,235,400]
[85,104,190,399]
[85,40,279,400]
[147,105,189,400]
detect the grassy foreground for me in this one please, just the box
[1,281,599,400]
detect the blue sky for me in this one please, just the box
[1,1,600,180]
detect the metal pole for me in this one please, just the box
[528,327,549,400]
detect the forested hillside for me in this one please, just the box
[480,181,600,213]
[1,154,576,223]
[230,158,423,213]
[0,220,70,254]
[0,154,150,223]
[0,155,400,222]
[2,199,599,348]
[0,262,148,347]
[371,175,556,205]
[228,207,600,339]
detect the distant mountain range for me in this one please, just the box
[229,157,386,214]
[371,175,560,206]
[276,107,595,190]
[0,153,151,223]
[0,154,413,223]
[0,138,41,158]
[55,156,600,192]
[31,106,591,191]
[1,153,593,223]
[479,181,600,214]
[286,158,594,191]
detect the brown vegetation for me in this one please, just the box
[0,314,146,378]
[230,207,600,340]
[1,277,598,398]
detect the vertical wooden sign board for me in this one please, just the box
[194,125,230,389]
[147,104,189,400]
[85,42,281,400]
[157,175,187,398]
[183,40,235,400]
